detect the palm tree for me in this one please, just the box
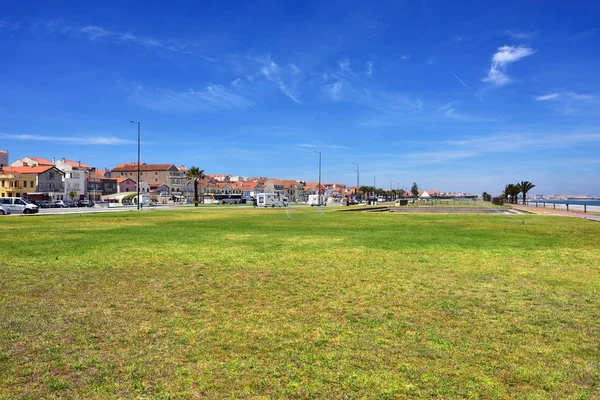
[504,184,520,204]
[359,186,374,201]
[185,166,206,206]
[517,181,535,205]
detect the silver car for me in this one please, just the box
[0,205,11,215]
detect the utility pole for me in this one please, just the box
[315,151,322,205]
[129,120,141,210]
[353,163,359,199]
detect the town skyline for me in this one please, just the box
[1,1,599,196]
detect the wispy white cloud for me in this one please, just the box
[0,19,19,30]
[366,61,374,77]
[535,90,595,102]
[323,81,344,101]
[566,92,595,101]
[130,53,303,112]
[447,132,600,153]
[0,133,135,145]
[436,102,456,112]
[70,24,214,61]
[338,58,357,79]
[483,45,536,86]
[505,30,537,40]
[129,82,256,112]
[367,132,600,168]
[534,90,598,116]
[248,54,301,103]
[535,93,560,101]
[81,25,160,47]
[296,143,349,150]
[435,102,496,122]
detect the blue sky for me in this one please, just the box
[1,1,599,195]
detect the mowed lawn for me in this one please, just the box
[1,208,599,399]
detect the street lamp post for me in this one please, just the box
[315,151,321,205]
[353,162,359,199]
[129,120,141,210]
[373,175,376,188]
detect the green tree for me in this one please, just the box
[504,184,520,204]
[482,192,492,202]
[411,182,419,197]
[68,190,77,201]
[359,186,375,200]
[517,181,535,205]
[185,166,206,206]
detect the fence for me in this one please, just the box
[525,200,600,214]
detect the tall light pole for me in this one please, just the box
[314,151,321,205]
[129,120,141,210]
[373,175,376,188]
[353,162,359,199]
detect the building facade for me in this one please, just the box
[0,150,8,168]
[55,159,88,200]
[112,163,189,200]
[0,165,64,199]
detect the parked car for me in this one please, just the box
[37,200,51,208]
[53,200,67,208]
[0,204,11,215]
[0,197,39,214]
[65,200,78,207]
[76,200,95,207]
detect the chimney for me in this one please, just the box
[52,157,55,164]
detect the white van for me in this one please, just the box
[256,193,288,207]
[0,197,39,214]
[308,194,326,206]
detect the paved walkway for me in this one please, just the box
[512,204,600,221]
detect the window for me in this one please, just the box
[23,181,27,188]
[31,181,34,188]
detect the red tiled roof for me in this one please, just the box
[112,163,177,172]
[87,172,105,180]
[63,160,92,169]
[28,157,54,165]
[0,165,57,174]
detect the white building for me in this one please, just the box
[55,159,89,200]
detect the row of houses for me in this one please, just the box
[0,151,349,202]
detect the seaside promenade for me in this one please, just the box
[513,204,600,220]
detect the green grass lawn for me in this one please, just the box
[1,208,599,399]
